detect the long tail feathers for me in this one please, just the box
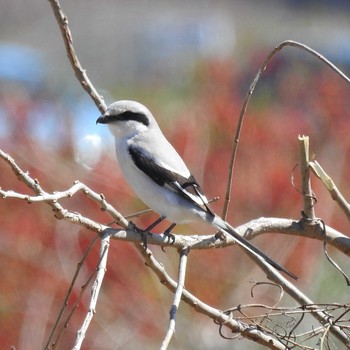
[212,216,298,280]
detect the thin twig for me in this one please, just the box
[298,135,316,221]
[44,232,100,350]
[1,151,350,255]
[0,180,129,229]
[47,0,106,113]
[2,147,350,347]
[306,156,350,285]
[309,160,350,222]
[235,217,350,257]
[160,247,189,350]
[0,149,106,232]
[1,150,350,256]
[72,233,110,350]
[0,146,114,349]
[134,244,287,350]
[222,40,350,220]
[52,260,98,348]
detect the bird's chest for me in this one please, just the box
[113,139,184,220]
[115,140,141,183]
[114,139,157,197]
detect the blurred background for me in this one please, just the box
[1,0,350,349]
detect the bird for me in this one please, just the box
[96,100,297,280]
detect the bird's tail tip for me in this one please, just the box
[212,215,298,280]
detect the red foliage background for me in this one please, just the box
[1,52,350,349]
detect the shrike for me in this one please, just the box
[97,100,297,280]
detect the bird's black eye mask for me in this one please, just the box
[107,111,149,127]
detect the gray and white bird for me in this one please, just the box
[96,100,297,280]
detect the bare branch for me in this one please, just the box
[73,233,110,350]
[308,159,350,285]
[47,0,106,113]
[0,149,105,233]
[237,217,350,257]
[3,143,350,347]
[222,40,350,220]
[1,149,350,255]
[52,248,101,349]
[309,160,350,222]
[134,243,287,350]
[160,247,189,350]
[0,179,129,229]
[44,233,100,350]
[124,237,336,349]
[298,135,316,221]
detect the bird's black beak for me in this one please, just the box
[96,114,109,124]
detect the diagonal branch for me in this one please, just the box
[72,233,110,350]
[2,146,350,347]
[51,236,105,350]
[44,232,100,350]
[47,0,106,113]
[160,247,190,350]
[309,160,350,222]
[0,149,104,232]
[134,243,287,350]
[0,178,128,229]
[2,146,350,255]
[136,241,350,348]
[222,40,350,220]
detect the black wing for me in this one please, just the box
[129,145,214,215]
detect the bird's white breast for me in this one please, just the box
[114,137,200,224]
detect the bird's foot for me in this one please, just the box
[164,230,176,245]
[215,230,226,241]
[161,223,176,252]
[129,221,151,250]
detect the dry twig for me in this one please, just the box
[47,0,106,113]
[72,233,110,350]
[222,40,350,220]
[298,135,316,221]
[160,247,190,350]
[309,160,350,222]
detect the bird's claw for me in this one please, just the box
[215,230,226,241]
[164,231,176,245]
[161,228,176,252]
[129,221,150,250]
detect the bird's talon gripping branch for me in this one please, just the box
[141,231,149,250]
[128,221,137,230]
[215,230,226,241]
[128,221,149,248]
[163,223,176,245]
[167,233,176,245]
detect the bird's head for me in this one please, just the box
[96,100,156,139]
